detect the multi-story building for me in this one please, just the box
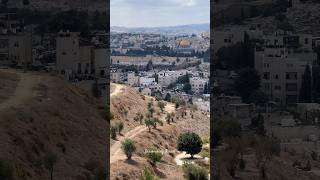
[255,33,317,105]
[56,30,108,78]
[157,70,187,87]
[127,72,139,86]
[190,77,208,94]
[0,32,32,67]
[56,31,80,74]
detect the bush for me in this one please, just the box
[116,121,124,135]
[182,162,208,180]
[121,139,136,160]
[145,148,163,167]
[110,125,117,139]
[0,159,13,180]
[177,132,203,158]
[145,119,154,132]
[43,152,58,180]
[157,101,166,113]
[139,168,159,180]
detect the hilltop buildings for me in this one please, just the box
[56,30,109,79]
[0,19,32,67]
[255,32,317,105]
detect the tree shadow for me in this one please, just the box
[124,159,138,166]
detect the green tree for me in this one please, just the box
[250,114,266,136]
[145,119,154,132]
[134,113,144,124]
[110,125,117,139]
[43,152,58,180]
[157,101,166,113]
[145,148,163,167]
[166,113,171,124]
[235,68,261,103]
[121,139,136,160]
[299,65,312,103]
[164,93,171,101]
[116,121,124,135]
[177,132,203,158]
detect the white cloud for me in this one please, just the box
[111,0,209,27]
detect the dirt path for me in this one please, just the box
[174,152,203,166]
[110,83,124,97]
[110,102,175,164]
[0,70,40,111]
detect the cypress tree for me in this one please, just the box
[299,65,312,103]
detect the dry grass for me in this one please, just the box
[0,71,107,180]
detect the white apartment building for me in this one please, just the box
[110,70,122,83]
[56,31,80,73]
[157,70,188,87]
[0,34,32,66]
[190,77,208,94]
[56,31,108,77]
[139,77,156,87]
[127,72,139,86]
[255,46,316,105]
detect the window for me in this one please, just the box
[305,38,309,44]
[286,83,298,91]
[286,72,297,80]
[62,52,66,55]
[263,72,270,80]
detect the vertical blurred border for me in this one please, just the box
[106,0,110,178]
[210,0,215,178]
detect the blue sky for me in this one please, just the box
[111,0,210,27]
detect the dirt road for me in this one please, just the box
[110,102,175,163]
[0,70,40,111]
[110,83,124,97]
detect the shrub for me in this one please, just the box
[121,139,136,160]
[157,101,166,113]
[139,168,159,180]
[110,125,117,139]
[43,152,58,180]
[116,121,124,135]
[145,119,154,132]
[177,132,203,158]
[182,162,208,180]
[0,159,13,180]
[145,148,163,167]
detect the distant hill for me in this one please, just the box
[111,23,210,35]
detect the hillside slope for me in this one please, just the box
[0,69,108,180]
[110,83,210,179]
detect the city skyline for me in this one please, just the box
[111,0,210,27]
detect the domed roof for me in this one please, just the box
[179,39,191,47]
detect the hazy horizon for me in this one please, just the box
[111,0,210,27]
[111,22,210,28]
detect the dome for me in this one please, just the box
[179,39,191,47]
